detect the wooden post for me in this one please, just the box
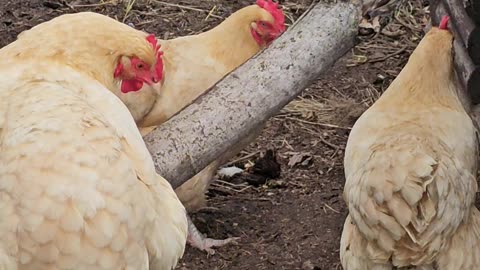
[431,0,480,104]
[465,0,480,25]
[440,0,480,65]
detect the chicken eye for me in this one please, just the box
[136,63,145,69]
[259,21,268,28]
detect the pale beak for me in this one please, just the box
[138,74,159,85]
[152,73,161,83]
[149,81,162,93]
[271,27,284,38]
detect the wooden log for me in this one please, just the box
[465,0,480,25]
[143,0,362,189]
[439,0,480,65]
[431,0,480,104]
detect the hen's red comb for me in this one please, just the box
[146,34,160,52]
[146,34,164,81]
[439,15,449,30]
[256,0,286,32]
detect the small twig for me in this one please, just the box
[135,19,156,27]
[123,0,137,23]
[300,126,340,150]
[225,151,260,166]
[356,44,400,52]
[210,185,235,195]
[205,5,217,21]
[281,138,294,151]
[367,45,407,63]
[70,2,114,8]
[214,180,249,188]
[288,180,307,189]
[211,183,251,193]
[394,14,422,39]
[238,197,277,204]
[329,84,349,99]
[324,203,340,214]
[329,147,340,159]
[283,116,352,130]
[318,135,340,150]
[237,186,253,193]
[151,0,224,19]
[284,11,295,26]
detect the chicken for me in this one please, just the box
[340,16,480,269]
[141,0,284,228]
[135,0,286,254]
[0,12,187,269]
[138,0,285,130]
[7,15,164,123]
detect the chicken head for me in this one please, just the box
[250,0,286,46]
[113,34,164,93]
[112,34,165,121]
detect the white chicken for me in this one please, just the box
[0,12,187,269]
[137,0,286,214]
[134,0,286,254]
[340,16,480,269]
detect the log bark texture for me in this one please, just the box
[441,0,480,65]
[431,0,480,104]
[144,0,362,189]
[465,0,480,25]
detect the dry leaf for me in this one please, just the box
[287,152,313,168]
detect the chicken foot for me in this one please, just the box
[186,215,239,255]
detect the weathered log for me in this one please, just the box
[143,0,362,189]
[465,0,480,25]
[431,0,480,104]
[437,0,480,64]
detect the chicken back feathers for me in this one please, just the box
[340,22,480,269]
[0,12,187,270]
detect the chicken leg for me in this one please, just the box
[140,128,241,254]
[186,215,240,255]
[179,162,240,254]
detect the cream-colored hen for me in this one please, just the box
[0,12,187,269]
[340,20,480,269]
[135,1,286,254]
[138,0,286,213]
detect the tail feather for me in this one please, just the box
[0,248,16,270]
[340,215,392,270]
[436,207,480,269]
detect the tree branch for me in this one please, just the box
[144,0,362,189]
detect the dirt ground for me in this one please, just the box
[0,0,432,269]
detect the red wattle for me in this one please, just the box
[250,28,264,46]
[121,79,144,93]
